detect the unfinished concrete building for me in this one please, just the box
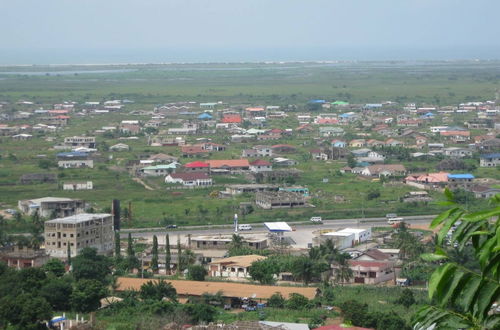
[255,191,306,209]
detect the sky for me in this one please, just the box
[1,0,499,64]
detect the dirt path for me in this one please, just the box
[132,178,155,191]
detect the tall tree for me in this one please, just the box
[165,234,171,275]
[177,236,182,274]
[127,233,134,258]
[114,231,121,259]
[413,191,500,329]
[67,244,72,265]
[126,233,139,271]
[151,235,159,273]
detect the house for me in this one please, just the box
[447,174,475,190]
[470,185,500,199]
[110,143,130,151]
[18,197,85,218]
[12,133,33,140]
[271,144,297,153]
[44,213,114,259]
[272,157,297,166]
[241,149,258,158]
[165,173,212,186]
[366,139,384,148]
[315,231,354,250]
[477,138,500,152]
[245,107,265,117]
[319,127,344,137]
[222,184,279,196]
[253,145,274,157]
[140,163,179,176]
[206,159,250,173]
[361,164,406,177]
[349,139,366,148]
[148,153,178,163]
[355,248,398,261]
[183,161,210,173]
[63,136,96,148]
[181,145,210,158]
[405,172,449,187]
[480,153,500,167]
[338,260,396,284]
[356,151,385,164]
[20,173,57,185]
[249,159,273,173]
[221,114,242,124]
[209,255,266,279]
[331,140,347,148]
[385,138,404,147]
[62,181,93,191]
[0,246,49,270]
[440,130,471,143]
[443,147,473,158]
[310,149,328,161]
[255,191,306,209]
[58,158,94,169]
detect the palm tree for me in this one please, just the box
[333,259,353,285]
[230,234,243,250]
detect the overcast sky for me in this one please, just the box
[1,0,499,63]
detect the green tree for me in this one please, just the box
[291,256,328,285]
[67,244,71,265]
[114,231,121,260]
[71,279,108,313]
[181,303,217,323]
[43,258,66,277]
[413,191,500,329]
[151,235,159,273]
[340,300,368,326]
[0,293,52,330]
[267,292,285,308]
[40,277,73,311]
[249,258,278,284]
[333,258,353,285]
[139,279,177,301]
[347,154,356,168]
[177,237,183,274]
[286,293,310,310]
[187,264,207,281]
[165,234,171,275]
[71,247,112,283]
[180,249,196,268]
[126,233,139,271]
[396,288,416,309]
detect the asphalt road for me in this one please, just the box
[121,214,436,248]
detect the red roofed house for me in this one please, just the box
[271,144,297,153]
[221,114,242,124]
[181,145,210,158]
[183,161,210,173]
[206,159,250,173]
[440,130,470,143]
[165,172,212,186]
[245,107,265,117]
[249,159,272,173]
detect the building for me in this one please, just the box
[165,173,212,186]
[470,185,500,199]
[222,184,279,196]
[62,181,93,191]
[110,143,130,151]
[255,191,306,209]
[0,246,50,269]
[183,161,210,172]
[63,136,96,148]
[18,197,85,218]
[316,231,354,250]
[189,234,268,250]
[336,228,372,244]
[443,147,473,158]
[480,153,500,167]
[44,213,114,259]
[249,159,273,173]
[447,174,475,190]
[343,260,397,284]
[58,159,94,169]
[209,255,266,279]
[140,163,179,176]
[20,173,57,184]
[361,164,406,177]
[206,159,250,173]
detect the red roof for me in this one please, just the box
[184,161,209,168]
[245,107,265,112]
[54,115,70,119]
[206,159,249,168]
[250,159,271,166]
[221,114,242,123]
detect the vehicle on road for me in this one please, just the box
[385,213,398,219]
[238,224,252,231]
[166,224,177,229]
[310,216,323,223]
[387,217,404,225]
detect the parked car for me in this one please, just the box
[310,216,323,223]
[245,306,257,312]
[385,213,398,219]
[238,224,252,231]
[166,224,177,229]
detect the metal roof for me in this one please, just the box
[448,174,475,179]
[45,213,112,224]
[264,222,292,232]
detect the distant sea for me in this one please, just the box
[0,47,498,66]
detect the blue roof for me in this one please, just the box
[339,113,353,118]
[448,174,475,179]
[198,113,212,119]
[309,99,326,104]
[480,153,500,158]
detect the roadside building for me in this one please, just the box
[209,255,266,279]
[44,213,114,259]
[255,191,306,209]
[190,234,268,250]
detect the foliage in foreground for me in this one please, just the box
[413,192,500,329]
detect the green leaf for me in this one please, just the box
[439,270,466,306]
[457,275,482,311]
[462,207,500,223]
[421,253,448,262]
[428,263,456,300]
[474,282,499,320]
[444,188,454,202]
[437,210,463,246]
[430,208,456,229]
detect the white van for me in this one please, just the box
[310,216,323,223]
[387,217,404,225]
[238,224,252,231]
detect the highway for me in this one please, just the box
[121,214,436,248]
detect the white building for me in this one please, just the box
[62,181,93,191]
[336,228,372,244]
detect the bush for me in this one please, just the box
[286,293,310,310]
[187,265,207,281]
[267,292,285,308]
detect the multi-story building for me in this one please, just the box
[18,197,85,218]
[63,136,96,148]
[480,153,500,167]
[447,174,475,191]
[44,213,114,259]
